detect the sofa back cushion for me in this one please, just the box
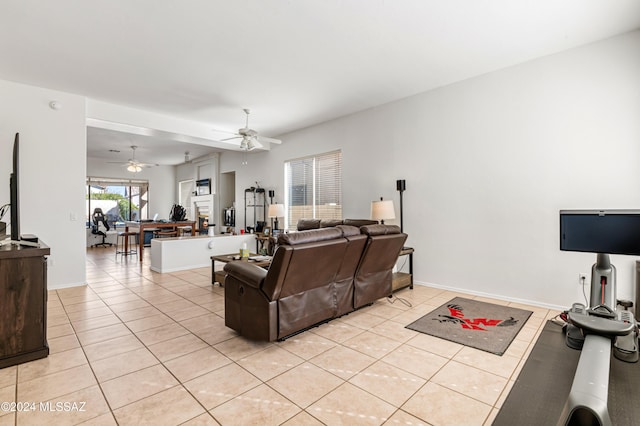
[265,228,345,301]
[353,224,407,308]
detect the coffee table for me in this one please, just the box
[211,253,272,286]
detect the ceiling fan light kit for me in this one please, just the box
[108,145,156,173]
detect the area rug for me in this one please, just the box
[405,297,532,355]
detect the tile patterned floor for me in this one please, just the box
[0,248,558,425]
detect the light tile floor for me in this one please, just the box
[0,248,558,425]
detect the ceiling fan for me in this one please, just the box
[108,145,158,173]
[219,109,282,151]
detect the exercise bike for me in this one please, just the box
[559,253,639,426]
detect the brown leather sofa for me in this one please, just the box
[223,224,407,341]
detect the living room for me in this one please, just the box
[3,29,640,310]
[1,2,640,425]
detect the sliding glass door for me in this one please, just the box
[86,177,149,227]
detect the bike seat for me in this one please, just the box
[568,304,635,337]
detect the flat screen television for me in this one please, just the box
[10,133,20,241]
[559,209,640,256]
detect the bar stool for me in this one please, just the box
[115,231,139,260]
[177,226,192,236]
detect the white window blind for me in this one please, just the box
[284,150,342,230]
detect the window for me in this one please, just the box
[86,177,149,227]
[179,179,195,219]
[284,150,342,230]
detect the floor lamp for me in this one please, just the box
[397,179,405,232]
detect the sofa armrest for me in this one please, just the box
[223,261,268,290]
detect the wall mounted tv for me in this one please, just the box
[10,132,20,241]
[559,210,640,256]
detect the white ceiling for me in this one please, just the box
[1,1,639,165]
[86,127,220,166]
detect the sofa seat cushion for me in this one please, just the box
[320,219,343,228]
[296,218,378,231]
[360,224,402,235]
[343,219,378,228]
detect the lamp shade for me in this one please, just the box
[371,199,395,221]
[268,203,285,218]
[127,164,142,173]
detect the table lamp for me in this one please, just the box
[268,203,285,231]
[371,197,395,224]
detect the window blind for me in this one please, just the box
[284,150,342,230]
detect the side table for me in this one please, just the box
[392,246,414,292]
[255,233,274,255]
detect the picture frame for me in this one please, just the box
[262,226,271,236]
[196,178,211,195]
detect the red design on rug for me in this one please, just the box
[434,304,518,331]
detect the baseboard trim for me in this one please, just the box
[412,280,566,311]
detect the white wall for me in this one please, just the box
[86,158,176,219]
[227,31,640,309]
[0,79,87,289]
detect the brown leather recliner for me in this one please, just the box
[353,224,407,308]
[224,227,352,341]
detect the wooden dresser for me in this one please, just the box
[0,242,50,368]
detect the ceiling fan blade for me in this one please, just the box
[220,135,242,142]
[257,135,282,145]
[212,127,239,135]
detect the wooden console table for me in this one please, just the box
[0,241,50,368]
[125,220,196,261]
[392,246,414,292]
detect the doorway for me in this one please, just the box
[219,171,236,233]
